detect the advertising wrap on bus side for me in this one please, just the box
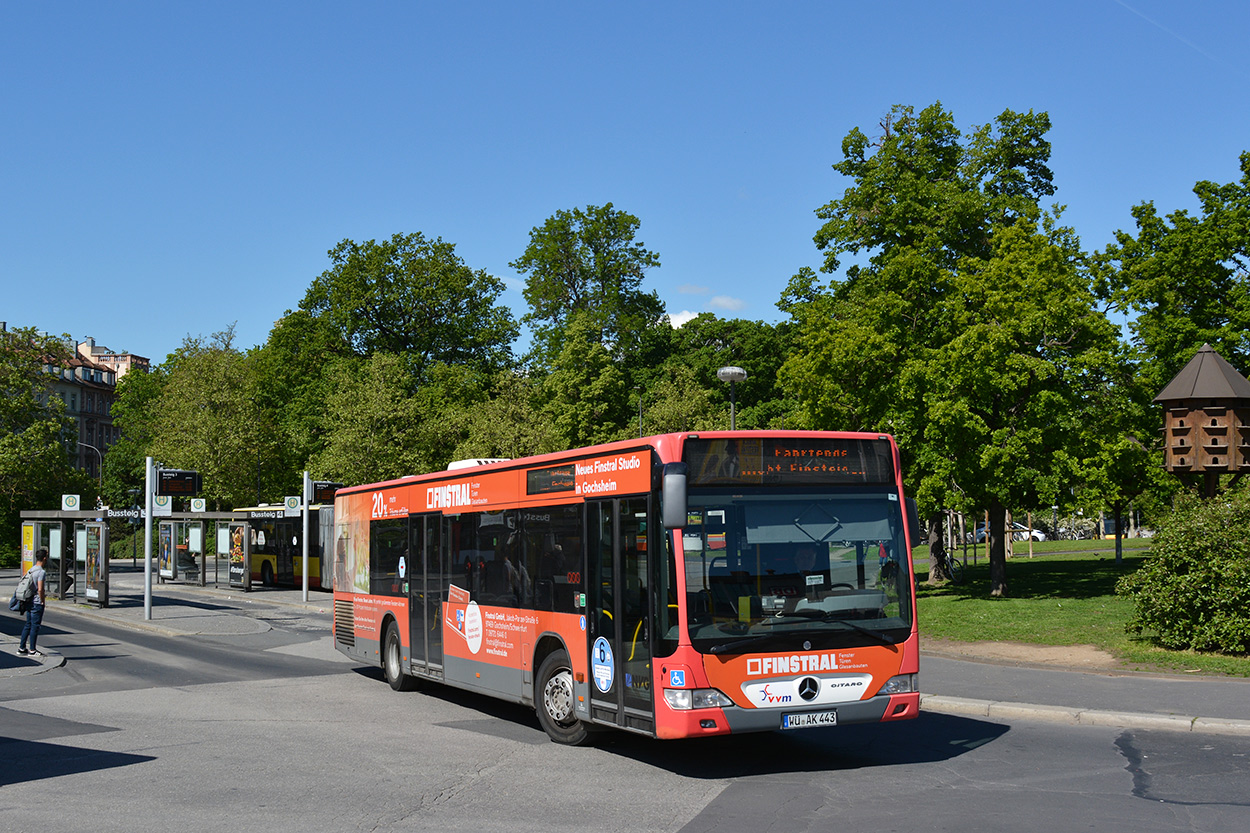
[331,431,920,744]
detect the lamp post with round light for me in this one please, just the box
[716,366,748,430]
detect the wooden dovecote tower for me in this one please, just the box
[1154,343,1250,496]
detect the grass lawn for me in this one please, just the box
[911,540,1250,677]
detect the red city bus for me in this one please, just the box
[331,431,921,743]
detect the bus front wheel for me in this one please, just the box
[383,622,417,692]
[535,649,591,745]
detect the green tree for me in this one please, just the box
[301,232,518,377]
[0,327,96,559]
[309,353,484,485]
[539,313,630,448]
[147,327,286,508]
[100,361,166,510]
[664,314,794,429]
[1072,337,1174,562]
[249,309,346,480]
[780,103,1118,596]
[930,220,1120,593]
[452,371,563,460]
[1095,152,1250,394]
[641,364,721,434]
[511,203,664,368]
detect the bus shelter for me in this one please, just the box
[155,512,251,590]
[19,509,260,605]
[20,509,111,607]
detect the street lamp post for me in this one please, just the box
[634,386,643,438]
[716,366,748,430]
[80,441,103,485]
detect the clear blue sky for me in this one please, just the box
[3,1,1247,363]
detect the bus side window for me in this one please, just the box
[369,518,406,596]
[526,504,581,614]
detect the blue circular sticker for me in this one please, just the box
[591,637,614,693]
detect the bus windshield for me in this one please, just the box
[680,489,912,654]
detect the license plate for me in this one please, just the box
[781,710,838,729]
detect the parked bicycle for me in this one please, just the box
[925,542,963,585]
[938,547,963,585]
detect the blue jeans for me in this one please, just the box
[19,604,44,652]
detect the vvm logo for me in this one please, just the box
[758,684,792,705]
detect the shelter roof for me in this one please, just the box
[1154,344,1250,403]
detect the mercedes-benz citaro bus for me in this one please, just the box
[331,431,921,743]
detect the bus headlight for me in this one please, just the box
[879,674,918,695]
[664,688,734,710]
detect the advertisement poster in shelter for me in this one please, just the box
[228,523,249,589]
[158,522,174,579]
[85,525,102,600]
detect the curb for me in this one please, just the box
[0,646,66,678]
[921,694,1250,737]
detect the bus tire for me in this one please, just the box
[535,649,591,745]
[383,622,417,692]
[261,561,275,586]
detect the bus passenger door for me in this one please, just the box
[409,513,444,671]
[587,497,654,732]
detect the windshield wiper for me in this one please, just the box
[707,633,792,655]
[767,611,899,646]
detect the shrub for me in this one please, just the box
[1117,485,1250,654]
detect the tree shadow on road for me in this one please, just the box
[917,553,1147,601]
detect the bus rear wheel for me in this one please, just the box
[383,622,417,692]
[535,649,591,745]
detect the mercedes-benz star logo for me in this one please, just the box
[798,677,820,701]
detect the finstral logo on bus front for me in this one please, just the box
[746,653,840,676]
[426,481,478,510]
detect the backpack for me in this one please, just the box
[15,569,37,603]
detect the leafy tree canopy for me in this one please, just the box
[511,203,664,368]
[147,326,286,508]
[309,352,481,485]
[1095,152,1250,394]
[781,102,1118,596]
[452,371,563,461]
[539,312,631,448]
[301,232,518,377]
[100,360,166,509]
[0,326,95,548]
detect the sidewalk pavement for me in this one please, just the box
[3,562,1249,737]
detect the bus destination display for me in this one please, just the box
[157,469,202,496]
[684,437,895,486]
[526,465,576,496]
[313,481,344,503]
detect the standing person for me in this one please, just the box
[18,548,49,658]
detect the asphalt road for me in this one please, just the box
[1,592,1248,833]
